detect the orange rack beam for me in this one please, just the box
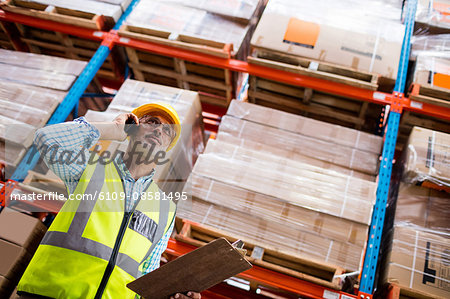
[1,8,449,121]
[166,238,358,299]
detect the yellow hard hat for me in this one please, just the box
[132,102,181,151]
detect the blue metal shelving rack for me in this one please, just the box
[3,0,427,297]
[359,0,418,296]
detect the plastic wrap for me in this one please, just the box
[415,0,450,33]
[413,52,450,89]
[193,138,376,225]
[125,0,249,53]
[164,0,262,21]
[0,63,77,91]
[381,224,449,297]
[250,0,405,79]
[218,115,380,175]
[403,126,450,188]
[395,183,450,232]
[185,170,369,246]
[88,79,205,194]
[0,51,84,167]
[411,34,450,58]
[227,100,383,154]
[0,49,86,76]
[177,198,365,271]
[21,0,123,20]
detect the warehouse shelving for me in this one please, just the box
[0,0,448,298]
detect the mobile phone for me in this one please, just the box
[124,116,138,135]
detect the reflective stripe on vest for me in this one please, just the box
[40,161,172,278]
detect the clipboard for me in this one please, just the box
[127,238,252,299]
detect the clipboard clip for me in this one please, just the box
[231,240,247,256]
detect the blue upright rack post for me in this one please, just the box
[359,0,418,296]
[10,0,141,181]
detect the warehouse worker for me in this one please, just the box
[17,103,200,299]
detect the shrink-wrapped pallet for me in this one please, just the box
[394,183,450,232]
[218,116,379,175]
[179,101,383,271]
[250,0,405,79]
[124,0,261,58]
[403,127,450,188]
[415,0,450,33]
[0,50,86,167]
[381,225,450,298]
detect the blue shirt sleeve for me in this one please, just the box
[141,220,175,275]
[33,117,100,193]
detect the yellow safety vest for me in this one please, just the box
[18,160,177,299]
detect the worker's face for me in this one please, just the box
[129,115,176,160]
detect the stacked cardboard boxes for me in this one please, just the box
[381,128,450,298]
[403,126,450,189]
[120,0,265,105]
[414,0,450,34]
[250,0,405,79]
[0,49,86,168]
[0,208,47,298]
[178,100,382,271]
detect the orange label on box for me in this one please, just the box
[433,73,450,89]
[433,2,450,23]
[283,18,320,49]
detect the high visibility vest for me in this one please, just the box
[18,160,177,299]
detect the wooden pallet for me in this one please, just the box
[175,218,345,291]
[0,22,15,50]
[119,25,236,108]
[409,84,450,109]
[12,23,124,80]
[0,0,114,30]
[247,49,392,131]
[380,282,448,299]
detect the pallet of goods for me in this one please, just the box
[118,0,265,107]
[177,100,383,289]
[0,0,130,82]
[248,0,405,131]
[380,151,450,299]
[0,49,86,168]
[413,0,450,34]
[399,34,450,147]
[403,127,450,191]
[0,0,131,30]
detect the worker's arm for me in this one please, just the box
[91,113,139,141]
[33,117,100,191]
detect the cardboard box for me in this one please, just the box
[0,208,47,253]
[219,115,380,175]
[395,184,450,231]
[217,133,375,181]
[178,197,364,271]
[0,275,13,298]
[384,225,450,298]
[226,100,383,154]
[414,55,450,90]
[416,0,450,33]
[250,0,405,79]
[0,239,31,281]
[196,139,376,225]
[189,173,369,246]
[403,127,450,187]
